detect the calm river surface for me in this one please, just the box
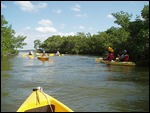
[1,51,149,112]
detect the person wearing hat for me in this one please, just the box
[103,47,115,61]
[118,50,129,61]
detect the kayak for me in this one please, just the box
[56,54,64,56]
[16,87,73,112]
[28,54,34,59]
[22,53,27,58]
[36,52,41,56]
[49,53,55,56]
[95,57,136,66]
[104,60,136,66]
[37,56,49,61]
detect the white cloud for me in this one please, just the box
[14,1,47,13]
[35,27,57,33]
[53,9,62,14]
[107,14,114,19]
[38,19,53,26]
[36,19,57,33]
[71,4,81,12]
[1,3,6,8]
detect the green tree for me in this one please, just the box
[141,5,149,22]
[34,39,41,50]
[112,11,132,31]
[1,15,27,57]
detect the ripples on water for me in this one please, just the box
[1,53,149,112]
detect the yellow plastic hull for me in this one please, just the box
[104,61,136,66]
[28,55,34,59]
[22,54,27,58]
[49,53,55,56]
[17,88,73,112]
[95,57,135,66]
[36,53,41,56]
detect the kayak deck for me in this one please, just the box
[17,87,73,112]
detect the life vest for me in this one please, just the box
[123,54,129,61]
[106,53,114,61]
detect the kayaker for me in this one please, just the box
[103,47,115,61]
[42,51,47,57]
[29,51,33,55]
[118,50,129,61]
[56,50,60,56]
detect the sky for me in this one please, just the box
[1,1,149,50]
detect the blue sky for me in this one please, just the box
[1,1,149,50]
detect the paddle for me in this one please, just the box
[95,57,103,62]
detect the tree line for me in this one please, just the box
[1,5,149,66]
[35,5,149,65]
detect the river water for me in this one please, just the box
[1,51,149,112]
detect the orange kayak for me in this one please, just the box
[37,56,49,61]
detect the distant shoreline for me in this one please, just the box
[18,49,35,52]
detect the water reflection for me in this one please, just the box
[1,57,12,71]
[106,65,135,73]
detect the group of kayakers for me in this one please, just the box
[29,48,128,62]
[103,47,129,62]
[28,50,61,57]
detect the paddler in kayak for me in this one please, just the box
[56,50,60,56]
[117,49,129,61]
[103,47,115,61]
[42,50,48,57]
[29,50,33,55]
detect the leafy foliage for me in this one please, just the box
[37,5,149,66]
[1,15,27,57]
[34,39,41,50]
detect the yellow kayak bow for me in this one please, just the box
[17,87,73,112]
